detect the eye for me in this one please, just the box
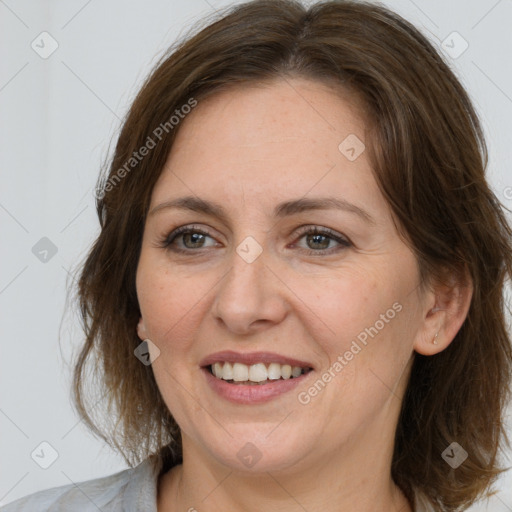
[292,226,352,255]
[160,225,220,253]
[158,224,352,256]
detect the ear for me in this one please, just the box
[413,269,473,356]
[137,316,149,341]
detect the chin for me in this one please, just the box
[199,427,314,474]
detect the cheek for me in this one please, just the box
[136,254,209,343]
[136,258,227,378]
[295,266,398,345]
[301,272,417,429]
[297,257,418,374]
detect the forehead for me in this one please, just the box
[151,77,383,215]
[172,77,367,154]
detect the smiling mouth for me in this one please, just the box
[208,361,313,385]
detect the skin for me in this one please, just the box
[135,77,472,512]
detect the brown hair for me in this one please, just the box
[71,0,512,509]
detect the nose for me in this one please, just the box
[210,242,289,335]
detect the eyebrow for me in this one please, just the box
[148,195,375,225]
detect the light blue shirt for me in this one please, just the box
[1,457,161,511]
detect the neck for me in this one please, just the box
[163,462,411,512]
[158,422,413,512]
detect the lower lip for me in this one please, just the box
[202,368,312,404]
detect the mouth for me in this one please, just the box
[207,361,313,385]
[200,351,314,404]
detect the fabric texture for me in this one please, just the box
[1,457,162,512]
[1,457,435,511]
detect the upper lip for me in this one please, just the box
[200,350,314,369]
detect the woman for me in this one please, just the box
[3,0,511,510]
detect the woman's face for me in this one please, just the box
[136,78,430,475]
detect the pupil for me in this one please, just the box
[308,233,329,250]
[185,233,204,248]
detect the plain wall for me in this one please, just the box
[1,0,511,509]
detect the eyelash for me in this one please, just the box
[159,224,352,256]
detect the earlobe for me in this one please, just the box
[414,324,445,356]
[413,273,473,356]
[137,317,148,341]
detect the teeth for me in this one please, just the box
[291,366,302,378]
[222,362,233,380]
[248,363,268,382]
[211,362,307,383]
[267,363,281,380]
[232,362,249,382]
[212,362,223,378]
[281,364,292,379]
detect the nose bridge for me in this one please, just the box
[211,235,287,333]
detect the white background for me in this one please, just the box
[1,0,511,509]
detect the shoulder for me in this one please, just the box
[1,456,162,512]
